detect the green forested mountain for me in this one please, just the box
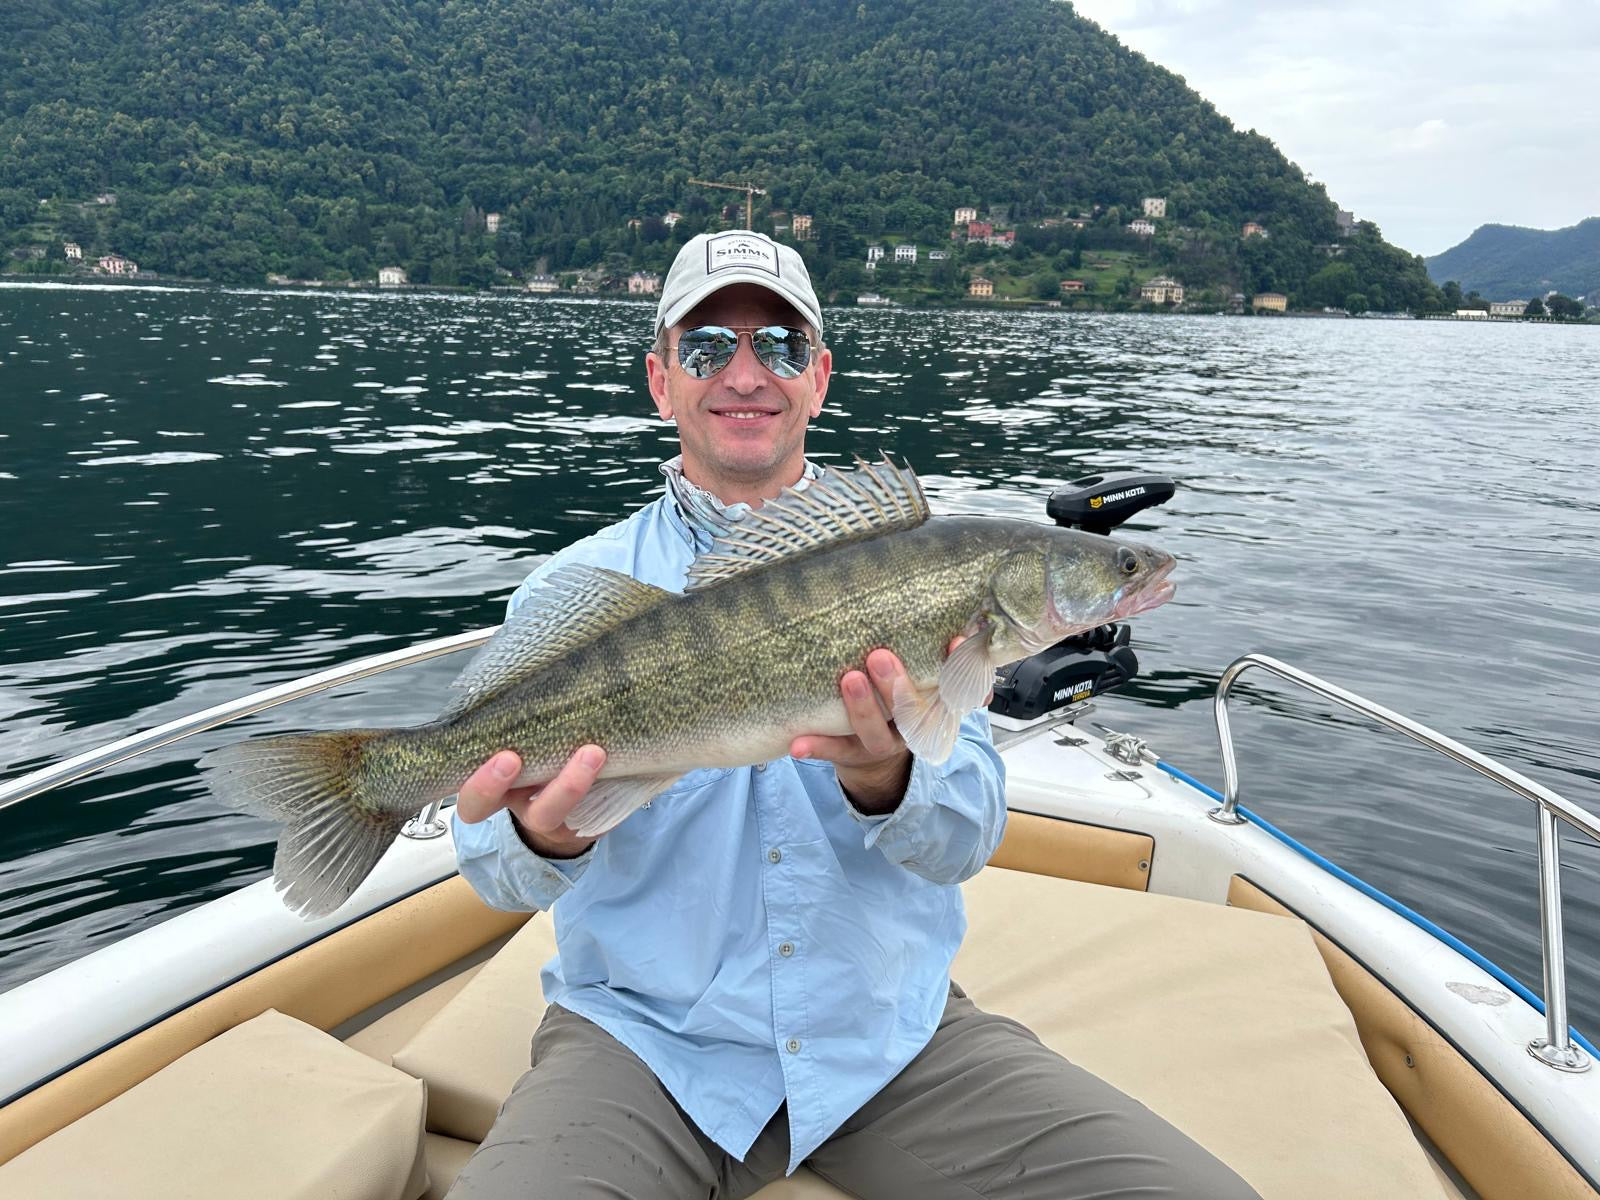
[1426,219,1600,302]
[1,0,1440,310]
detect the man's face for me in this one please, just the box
[646,283,832,502]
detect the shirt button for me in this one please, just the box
[778,941,795,957]
[767,848,782,864]
[786,1038,801,1054]
[755,761,767,772]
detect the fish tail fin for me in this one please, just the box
[202,729,410,919]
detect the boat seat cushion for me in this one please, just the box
[0,1008,429,1200]
[392,866,1452,1200]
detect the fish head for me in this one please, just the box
[991,527,1176,650]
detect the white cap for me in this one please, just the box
[655,231,823,338]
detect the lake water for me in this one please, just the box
[2,282,1597,1035]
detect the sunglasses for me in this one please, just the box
[673,325,813,380]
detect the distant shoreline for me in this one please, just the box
[2,274,1591,324]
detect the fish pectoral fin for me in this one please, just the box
[890,676,962,765]
[938,618,998,713]
[566,773,684,837]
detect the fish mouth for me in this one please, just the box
[1112,560,1177,619]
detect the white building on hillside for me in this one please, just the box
[1140,276,1184,304]
[894,243,917,263]
[1142,197,1166,218]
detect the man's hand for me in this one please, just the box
[790,638,974,816]
[455,746,606,860]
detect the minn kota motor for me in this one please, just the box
[987,471,1176,721]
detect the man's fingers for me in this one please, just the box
[790,732,861,764]
[455,750,522,824]
[516,745,606,834]
[842,666,902,757]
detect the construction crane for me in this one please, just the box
[688,179,766,231]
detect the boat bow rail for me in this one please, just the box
[0,628,496,817]
[1203,652,1599,1074]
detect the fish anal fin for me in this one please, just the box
[441,566,670,720]
[566,773,684,837]
[684,454,930,591]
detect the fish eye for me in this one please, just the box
[1117,548,1139,575]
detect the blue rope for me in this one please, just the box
[1155,758,1599,1059]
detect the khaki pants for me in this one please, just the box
[449,984,1261,1200]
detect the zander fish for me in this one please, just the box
[204,458,1176,917]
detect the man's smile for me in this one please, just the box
[708,403,782,422]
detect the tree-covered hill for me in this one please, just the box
[1,0,1440,310]
[1426,219,1600,303]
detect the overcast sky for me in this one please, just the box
[1069,0,1600,257]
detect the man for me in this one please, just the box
[449,231,1258,1200]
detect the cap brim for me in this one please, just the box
[658,269,823,337]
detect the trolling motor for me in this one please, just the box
[988,472,1176,721]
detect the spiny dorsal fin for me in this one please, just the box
[439,565,670,719]
[684,454,930,591]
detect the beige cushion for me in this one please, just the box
[346,963,486,1064]
[954,871,1452,1200]
[392,869,1450,1198]
[393,915,557,1141]
[420,1134,477,1200]
[0,1008,428,1200]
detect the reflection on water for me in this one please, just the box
[2,284,1598,1035]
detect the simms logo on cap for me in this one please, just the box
[705,232,780,278]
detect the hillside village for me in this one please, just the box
[8,188,1588,320]
[3,188,1347,316]
[433,195,1338,314]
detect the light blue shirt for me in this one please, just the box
[453,488,1006,1173]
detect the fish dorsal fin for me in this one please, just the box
[439,565,670,720]
[684,455,931,591]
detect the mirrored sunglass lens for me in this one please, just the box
[751,326,810,378]
[678,327,738,378]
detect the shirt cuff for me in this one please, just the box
[847,753,937,849]
[492,808,593,894]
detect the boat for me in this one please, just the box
[1,477,1596,1199]
[855,292,893,306]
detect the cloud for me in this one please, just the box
[1069,0,1600,254]
[1393,119,1449,154]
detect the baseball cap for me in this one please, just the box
[655,230,823,338]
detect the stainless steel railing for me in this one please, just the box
[1208,652,1597,1073]
[0,628,495,815]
